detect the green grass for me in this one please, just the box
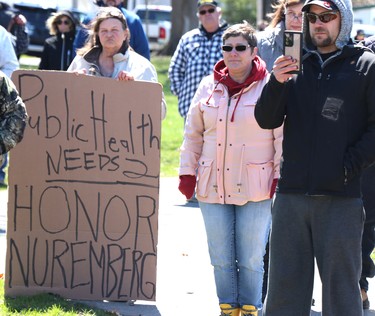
[152,56,184,177]
[0,278,115,316]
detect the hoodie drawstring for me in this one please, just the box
[206,75,227,105]
[230,87,245,122]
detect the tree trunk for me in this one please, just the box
[159,0,198,55]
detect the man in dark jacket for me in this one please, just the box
[255,0,375,314]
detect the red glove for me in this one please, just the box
[178,175,196,200]
[270,178,278,198]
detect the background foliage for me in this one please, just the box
[221,0,258,26]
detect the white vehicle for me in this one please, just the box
[133,4,172,52]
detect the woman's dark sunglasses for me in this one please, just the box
[57,20,71,25]
[199,8,215,15]
[222,44,250,52]
[305,11,338,24]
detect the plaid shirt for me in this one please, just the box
[168,24,227,118]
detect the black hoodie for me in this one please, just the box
[255,0,375,197]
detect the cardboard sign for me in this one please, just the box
[5,70,162,301]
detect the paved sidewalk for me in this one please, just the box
[1,178,375,315]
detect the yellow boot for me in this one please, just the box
[220,303,240,316]
[240,305,258,316]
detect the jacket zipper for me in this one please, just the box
[61,33,66,70]
[307,71,323,194]
[237,144,245,193]
[221,97,231,203]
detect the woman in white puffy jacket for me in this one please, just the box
[68,6,166,119]
[178,22,282,316]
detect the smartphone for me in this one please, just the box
[283,30,303,74]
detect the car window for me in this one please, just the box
[12,4,85,56]
[136,10,171,23]
[15,7,55,25]
[14,6,55,45]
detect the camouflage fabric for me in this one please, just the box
[0,72,27,157]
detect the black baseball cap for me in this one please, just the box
[197,0,218,9]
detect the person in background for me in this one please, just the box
[168,0,228,120]
[68,7,166,120]
[257,0,304,72]
[0,25,18,78]
[255,0,375,313]
[357,34,375,311]
[359,165,375,310]
[0,25,19,188]
[354,29,365,42]
[0,2,29,59]
[257,20,269,32]
[74,0,150,60]
[256,0,304,302]
[178,21,282,316]
[39,11,78,71]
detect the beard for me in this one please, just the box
[311,29,335,48]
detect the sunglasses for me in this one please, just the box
[305,11,338,24]
[222,44,250,52]
[57,20,71,25]
[96,7,126,19]
[199,8,215,15]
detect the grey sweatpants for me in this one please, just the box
[263,193,364,316]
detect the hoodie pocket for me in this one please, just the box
[246,161,274,201]
[197,158,214,198]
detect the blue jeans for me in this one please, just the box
[199,200,272,309]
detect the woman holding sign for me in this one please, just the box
[178,22,282,316]
[68,7,166,119]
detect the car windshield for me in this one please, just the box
[136,10,171,22]
[15,6,55,24]
[14,6,55,45]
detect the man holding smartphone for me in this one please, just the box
[255,0,375,314]
[257,0,304,72]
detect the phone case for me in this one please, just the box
[283,30,303,74]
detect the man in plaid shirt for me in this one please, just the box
[168,0,228,119]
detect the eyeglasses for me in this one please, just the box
[222,44,250,52]
[57,20,71,25]
[305,11,338,24]
[285,11,303,21]
[199,8,215,15]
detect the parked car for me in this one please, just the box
[12,2,85,57]
[133,4,172,52]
